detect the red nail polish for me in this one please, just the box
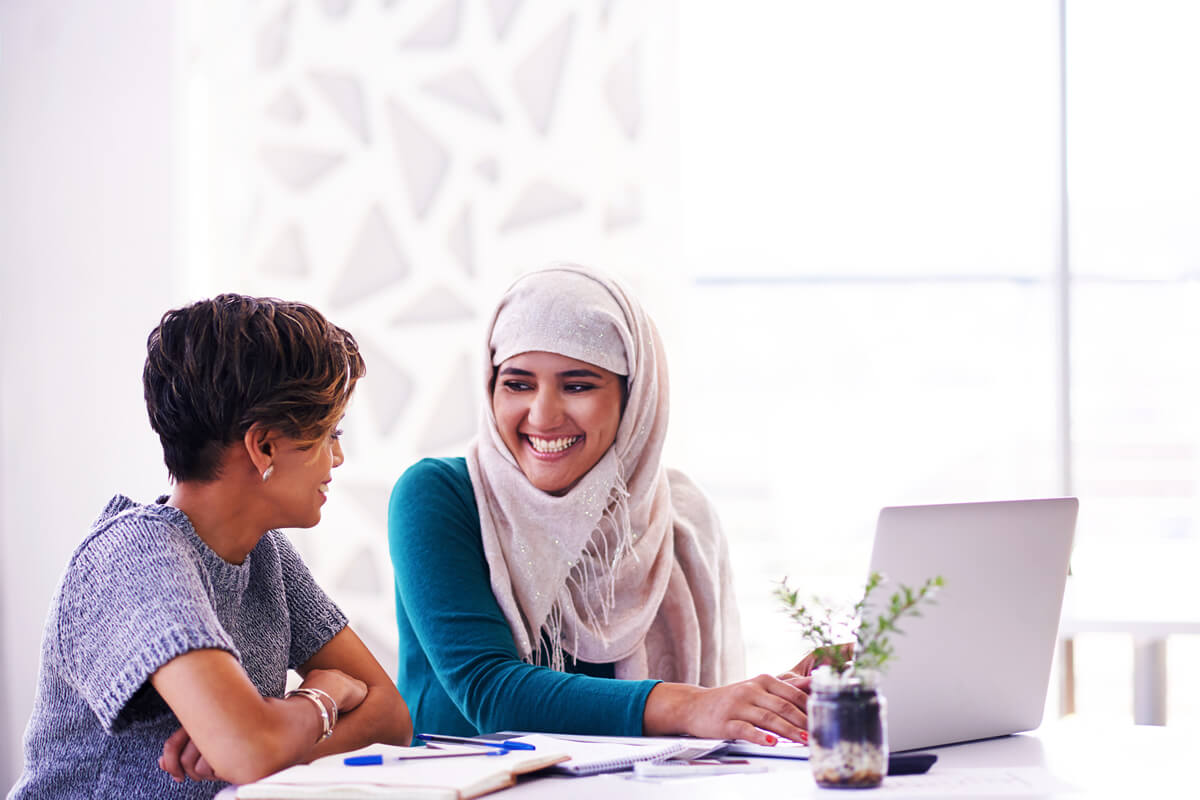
[799,730,809,744]
[765,734,777,745]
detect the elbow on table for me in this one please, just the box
[330,680,414,746]
[378,683,415,746]
[218,762,282,787]
[205,727,304,785]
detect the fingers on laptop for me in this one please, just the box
[777,672,813,691]
[784,651,819,677]
[725,674,809,744]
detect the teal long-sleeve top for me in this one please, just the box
[387,457,659,736]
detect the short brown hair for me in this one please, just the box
[143,294,365,482]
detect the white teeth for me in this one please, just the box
[528,435,580,454]
[318,484,329,494]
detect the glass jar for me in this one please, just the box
[808,667,888,789]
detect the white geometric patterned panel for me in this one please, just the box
[391,285,475,325]
[415,354,478,452]
[259,224,310,277]
[259,145,346,190]
[605,42,641,140]
[446,204,477,275]
[357,343,415,436]
[320,0,355,20]
[512,13,575,135]
[329,205,411,308]
[386,100,451,219]
[256,4,294,69]
[402,0,463,48]
[310,70,370,143]
[474,158,499,183]
[423,68,503,122]
[500,180,584,231]
[265,89,306,124]
[486,0,523,39]
[182,0,678,677]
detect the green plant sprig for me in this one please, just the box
[775,571,944,675]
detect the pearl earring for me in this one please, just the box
[262,465,274,482]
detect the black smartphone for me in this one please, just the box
[887,753,938,775]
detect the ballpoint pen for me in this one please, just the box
[415,733,536,751]
[344,750,501,765]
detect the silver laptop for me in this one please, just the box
[864,498,1078,752]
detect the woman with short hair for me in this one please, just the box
[10,294,411,800]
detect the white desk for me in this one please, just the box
[500,721,1187,798]
[216,720,1194,798]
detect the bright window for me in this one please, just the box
[675,0,1200,723]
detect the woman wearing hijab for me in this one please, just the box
[10,295,411,800]
[388,264,809,745]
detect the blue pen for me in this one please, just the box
[343,750,502,765]
[344,754,384,766]
[416,733,536,751]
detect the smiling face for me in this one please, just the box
[264,425,345,528]
[492,351,625,496]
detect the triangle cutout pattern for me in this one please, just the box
[500,180,584,231]
[386,100,451,219]
[329,205,411,307]
[320,0,353,19]
[486,0,522,39]
[423,68,502,122]
[360,343,415,436]
[265,89,305,124]
[259,224,310,276]
[310,70,371,143]
[416,355,478,453]
[257,4,293,70]
[390,284,474,325]
[259,145,346,191]
[511,13,575,135]
[604,42,641,140]
[446,204,475,276]
[401,0,462,48]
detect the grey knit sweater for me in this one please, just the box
[8,495,347,800]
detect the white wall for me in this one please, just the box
[0,1,178,788]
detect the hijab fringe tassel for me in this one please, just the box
[531,462,634,672]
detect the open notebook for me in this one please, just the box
[236,741,567,800]
[504,732,807,770]
[506,733,721,776]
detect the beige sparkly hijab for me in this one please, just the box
[466,264,744,685]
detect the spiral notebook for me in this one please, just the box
[505,734,725,776]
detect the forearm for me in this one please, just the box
[308,680,412,759]
[456,654,655,735]
[641,674,810,744]
[153,649,349,784]
[184,695,327,784]
[642,682,702,736]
